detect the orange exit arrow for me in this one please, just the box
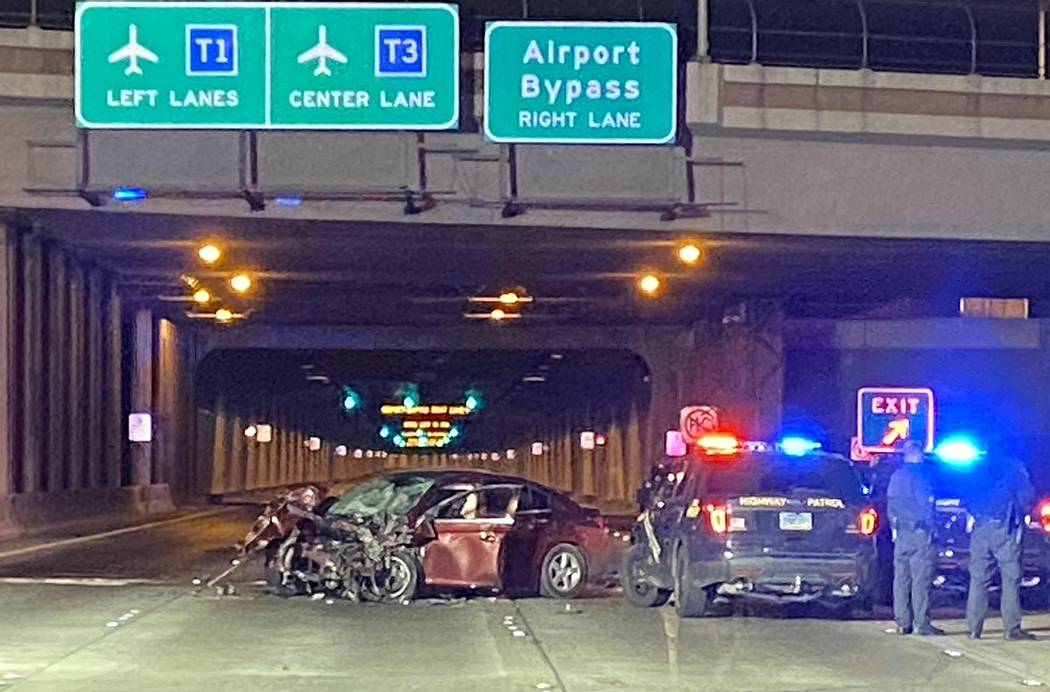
[882,419,910,446]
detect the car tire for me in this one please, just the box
[621,544,671,608]
[673,549,711,618]
[380,550,421,602]
[540,543,588,599]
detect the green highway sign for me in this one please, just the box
[483,22,677,144]
[75,1,459,129]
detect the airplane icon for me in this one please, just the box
[297,25,347,77]
[107,24,159,76]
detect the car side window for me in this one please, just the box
[478,487,519,518]
[424,486,464,513]
[434,492,474,519]
[518,487,550,512]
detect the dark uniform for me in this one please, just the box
[964,456,1036,639]
[887,461,937,633]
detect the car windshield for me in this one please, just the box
[325,475,436,518]
[703,454,867,503]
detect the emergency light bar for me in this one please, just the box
[778,436,822,457]
[933,436,984,466]
[695,433,776,456]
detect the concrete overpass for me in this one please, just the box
[2,8,1050,534]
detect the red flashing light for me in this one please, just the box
[704,502,728,534]
[1038,500,1050,534]
[697,432,740,456]
[858,507,878,537]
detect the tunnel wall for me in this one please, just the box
[0,222,198,536]
[194,314,783,514]
[199,375,648,514]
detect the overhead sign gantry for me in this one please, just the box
[75,1,459,130]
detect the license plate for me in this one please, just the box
[779,512,813,531]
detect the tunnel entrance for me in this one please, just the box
[195,348,651,511]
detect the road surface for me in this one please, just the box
[0,507,1048,691]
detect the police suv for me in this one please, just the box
[622,435,879,617]
[863,437,1050,609]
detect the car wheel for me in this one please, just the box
[380,550,420,602]
[673,549,711,618]
[540,543,588,599]
[621,544,670,608]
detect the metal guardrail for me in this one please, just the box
[709,0,1042,78]
[0,0,698,52]
[2,0,1042,78]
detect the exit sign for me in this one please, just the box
[856,387,935,454]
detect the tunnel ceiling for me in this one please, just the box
[197,349,650,450]
[16,208,1050,328]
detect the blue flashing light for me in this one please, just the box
[778,436,822,457]
[934,437,983,466]
[403,394,419,409]
[274,197,302,207]
[449,426,460,439]
[112,187,148,203]
[379,425,392,439]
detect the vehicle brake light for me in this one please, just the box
[1038,500,1050,533]
[703,502,728,534]
[697,433,740,456]
[858,508,878,537]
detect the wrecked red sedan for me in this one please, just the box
[240,470,625,600]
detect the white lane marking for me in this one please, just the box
[0,577,167,587]
[0,508,234,561]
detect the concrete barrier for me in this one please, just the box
[0,484,175,538]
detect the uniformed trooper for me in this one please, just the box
[964,449,1037,641]
[887,440,944,636]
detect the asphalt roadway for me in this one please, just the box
[1,507,1050,691]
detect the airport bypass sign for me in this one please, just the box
[484,22,678,144]
[75,1,459,129]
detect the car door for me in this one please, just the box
[501,485,553,593]
[421,484,522,589]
